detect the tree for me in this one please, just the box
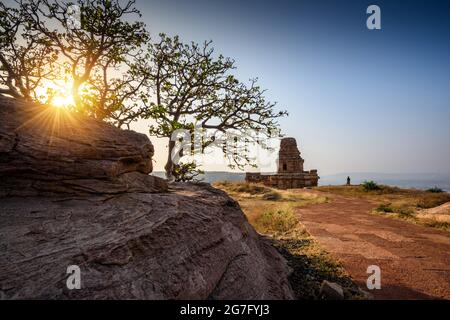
[80,50,151,128]
[0,2,58,100]
[16,0,150,126]
[142,34,288,180]
[172,162,204,182]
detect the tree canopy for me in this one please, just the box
[0,2,58,100]
[141,34,288,179]
[1,0,150,128]
[0,2,288,180]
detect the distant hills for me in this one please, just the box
[321,172,450,192]
[152,171,450,192]
[152,171,245,183]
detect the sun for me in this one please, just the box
[51,94,74,108]
[36,79,75,109]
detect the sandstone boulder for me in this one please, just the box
[0,97,294,299]
[319,280,344,300]
[0,183,294,299]
[0,96,166,196]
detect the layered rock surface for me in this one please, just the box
[0,97,294,299]
[0,97,166,196]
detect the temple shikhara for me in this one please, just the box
[245,137,319,189]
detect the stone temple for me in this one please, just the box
[245,137,319,189]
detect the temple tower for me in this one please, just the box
[245,137,319,189]
[277,138,304,173]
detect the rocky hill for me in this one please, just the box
[0,97,294,299]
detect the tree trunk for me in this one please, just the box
[164,139,176,180]
[72,79,82,110]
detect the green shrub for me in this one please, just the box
[376,203,393,213]
[262,190,282,201]
[361,180,381,192]
[397,208,415,218]
[423,221,450,231]
[235,183,270,195]
[426,187,444,193]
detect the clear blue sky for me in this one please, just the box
[132,0,450,174]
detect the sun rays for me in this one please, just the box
[51,95,75,108]
[15,99,80,148]
[35,79,75,109]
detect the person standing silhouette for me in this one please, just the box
[346,176,351,186]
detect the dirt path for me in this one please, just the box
[296,191,450,299]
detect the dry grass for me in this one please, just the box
[416,202,450,231]
[317,185,450,231]
[214,181,328,203]
[252,204,300,235]
[213,181,364,299]
[214,181,328,236]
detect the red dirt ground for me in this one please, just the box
[296,191,450,300]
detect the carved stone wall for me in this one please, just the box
[277,137,304,173]
[246,138,319,189]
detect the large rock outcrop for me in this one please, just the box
[0,97,294,299]
[0,97,166,196]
